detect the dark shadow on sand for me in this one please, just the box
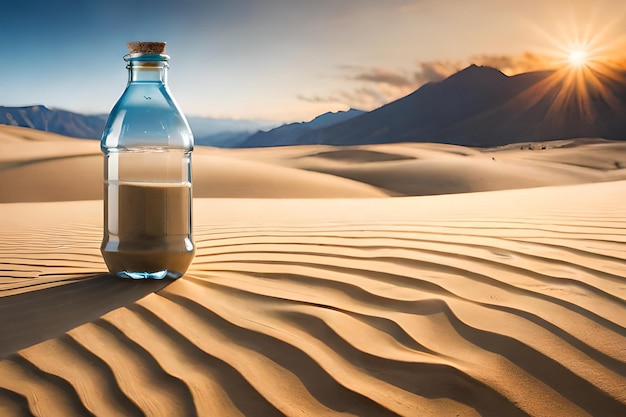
[0,273,171,357]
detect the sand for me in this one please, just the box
[2,125,626,202]
[0,124,625,416]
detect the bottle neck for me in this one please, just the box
[125,54,169,84]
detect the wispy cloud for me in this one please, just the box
[298,52,561,110]
[472,52,556,74]
[350,67,414,87]
[296,93,343,104]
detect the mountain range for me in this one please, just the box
[2,64,626,147]
[294,65,626,147]
[240,108,365,147]
[0,105,107,139]
[0,105,279,146]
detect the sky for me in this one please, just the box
[2,0,626,122]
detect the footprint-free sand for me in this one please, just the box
[1,125,625,416]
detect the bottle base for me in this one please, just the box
[116,270,182,280]
[101,243,195,281]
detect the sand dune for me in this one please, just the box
[0,125,625,416]
[1,125,626,202]
[0,126,386,201]
[1,180,625,416]
[206,139,626,195]
[277,141,626,195]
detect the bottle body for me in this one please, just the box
[101,47,194,279]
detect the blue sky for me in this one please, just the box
[2,0,626,121]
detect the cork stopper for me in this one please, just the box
[127,41,166,54]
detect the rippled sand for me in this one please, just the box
[0,125,625,416]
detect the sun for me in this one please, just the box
[567,49,588,67]
[528,14,620,72]
[524,15,626,125]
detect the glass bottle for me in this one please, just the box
[100,41,195,279]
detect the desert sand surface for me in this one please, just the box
[2,124,626,202]
[0,124,625,416]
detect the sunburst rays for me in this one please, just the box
[526,14,626,125]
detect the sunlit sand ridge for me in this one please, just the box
[0,126,625,416]
[1,124,626,202]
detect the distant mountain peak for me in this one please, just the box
[308,108,365,125]
[8,104,50,111]
[0,105,106,139]
[459,64,504,75]
[446,64,508,83]
[4,64,626,148]
[239,108,366,147]
[291,65,626,147]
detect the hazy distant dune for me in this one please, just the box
[217,138,626,196]
[303,148,415,163]
[1,125,625,203]
[191,152,387,198]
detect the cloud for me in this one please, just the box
[326,61,459,109]
[338,85,403,110]
[350,67,414,87]
[297,51,566,111]
[414,61,453,83]
[296,94,342,104]
[594,40,626,71]
[470,52,555,74]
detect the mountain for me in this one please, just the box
[0,105,280,145]
[188,117,280,147]
[0,105,106,139]
[240,108,366,147]
[5,65,626,148]
[295,65,626,147]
